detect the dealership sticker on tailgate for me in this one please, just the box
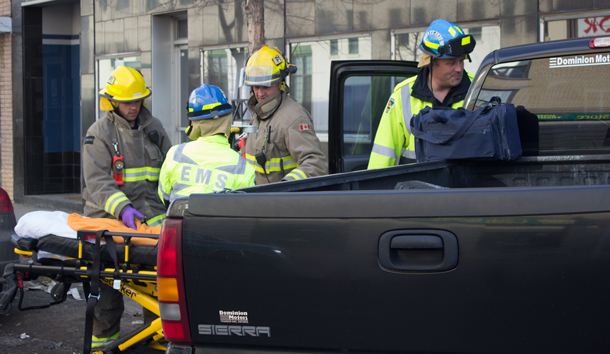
[219,310,249,323]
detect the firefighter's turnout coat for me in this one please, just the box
[82,107,172,227]
[159,135,256,203]
[245,91,328,184]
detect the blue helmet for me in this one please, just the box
[187,84,232,120]
[420,19,476,59]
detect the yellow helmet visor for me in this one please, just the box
[244,66,282,87]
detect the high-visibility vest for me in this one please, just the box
[159,135,256,203]
[368,72,474,169]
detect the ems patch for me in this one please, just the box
[299,124,311,131]
[385,97,395,113]
[84,136,95,145]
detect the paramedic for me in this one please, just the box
[243,45,328,184]
[159,84,256,202]
[367,19,477,168]
[82,65,172,348]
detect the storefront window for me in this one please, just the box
[545,16,610,42]
[201,46,249,106]
[288,36,372,136]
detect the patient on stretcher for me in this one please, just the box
[13,210,160,265]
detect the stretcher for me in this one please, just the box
[0,212,164,354]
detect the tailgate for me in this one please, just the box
[182,187,610,353]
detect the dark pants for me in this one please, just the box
[93,283,124,338]
[92,283,158,338]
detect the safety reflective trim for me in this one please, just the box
[123,167,161,182]
[159,182,170,201]
[401,147,416,159]
[170,183,192,201]
[245,154,265,172]
[216,157,248,175]
[286,169,307,180]
[371,143,398,161]
[424,40,439,49]
[245,154,297,173]
[448,27,457,37]
[92,332,120,348]
[267,156,297,171]
[172,143,198,165]
[401,85,413,135]
[105,192,129,216]
[462,36,471,46]
[147,213,166,227]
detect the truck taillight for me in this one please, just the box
[589,36,610,48]
[158,218,192,344]
[0,188,14,214]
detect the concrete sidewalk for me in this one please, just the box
[13,194,83,221]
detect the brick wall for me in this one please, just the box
[0,0,11,199]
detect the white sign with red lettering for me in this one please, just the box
[578,17,610,37]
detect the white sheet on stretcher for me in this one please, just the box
[15,211,79,260]
[15,211,77,239]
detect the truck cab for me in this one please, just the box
[328,36,610,172]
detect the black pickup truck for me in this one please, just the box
[158,36,610,354]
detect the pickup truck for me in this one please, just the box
[157,36,610,354]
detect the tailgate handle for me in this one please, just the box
[391,235,443,250]
[379,230,458,272]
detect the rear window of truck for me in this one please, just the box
[473,53,610,153]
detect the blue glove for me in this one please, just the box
[121,206,144,230]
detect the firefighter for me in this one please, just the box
[82,65,172,348]
[368,19,477,168]
[158,84,256,203]
[243,45,328,184]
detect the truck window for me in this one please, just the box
[342,75,409,162]
[474,55,610,153]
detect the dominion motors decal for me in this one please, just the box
[550,54,610,68]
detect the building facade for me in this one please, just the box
[5,0,610,206]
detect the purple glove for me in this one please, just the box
[121,206,144,230]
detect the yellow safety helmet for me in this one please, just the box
[99,66,151,111]
[244,45,297,87]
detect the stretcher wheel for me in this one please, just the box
[50,282,70,302]
[0,293,11,315]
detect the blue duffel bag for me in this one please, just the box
[410,97,522,163]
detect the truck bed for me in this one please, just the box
[174,155,610,354]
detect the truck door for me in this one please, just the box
[328,60,419,173]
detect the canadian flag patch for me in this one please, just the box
[299,124,311,131]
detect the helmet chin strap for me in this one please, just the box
[428,58,434,96]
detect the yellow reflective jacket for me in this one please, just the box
[158,135,256,202]
[82,107,172,227]
[244,91,328,184]
[368,69,474,169]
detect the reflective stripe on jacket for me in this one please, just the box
[159,135,256,202]
[244,91,328,184]
[368,71,474,169]
[82,107,172,227]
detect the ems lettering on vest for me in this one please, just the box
[180,165,228,190]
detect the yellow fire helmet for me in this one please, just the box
[244,45,297,87]
[99,66,151,111]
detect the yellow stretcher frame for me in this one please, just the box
[10,230,164,353]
